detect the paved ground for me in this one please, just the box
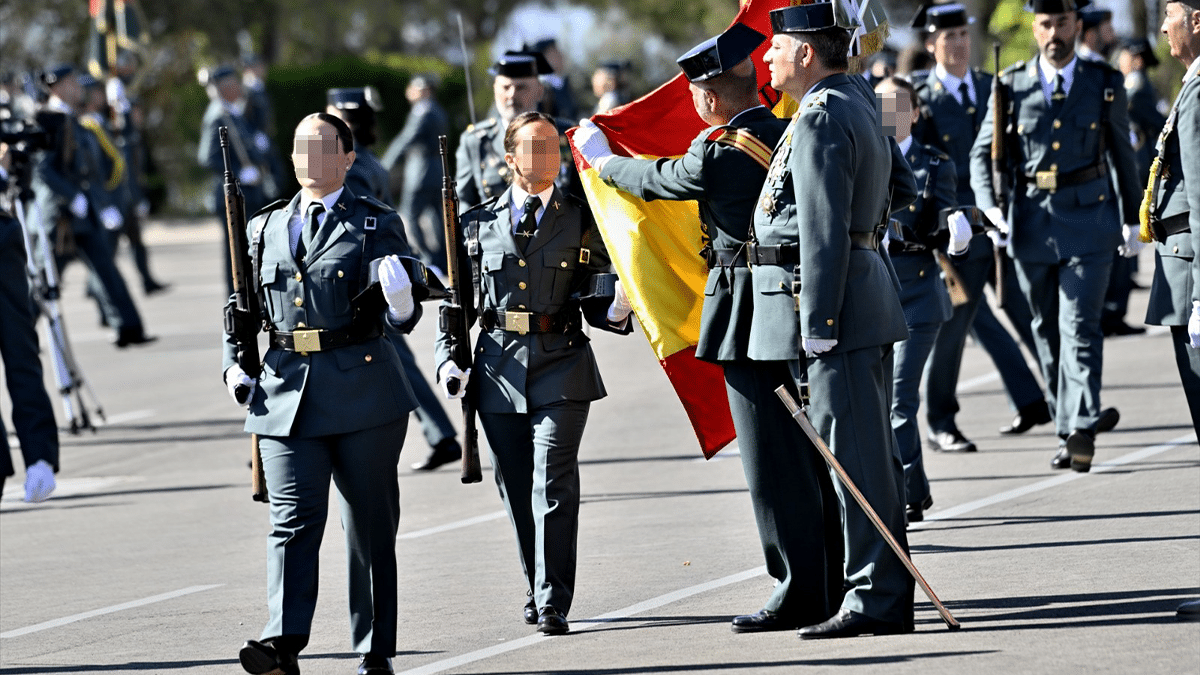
[1,219,1197,674]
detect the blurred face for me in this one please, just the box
[291,117,355,194]
[83,86,106,114]
[764,34,805,95]
[591,69,616,97]
[504,119,560,193]
[875,82,917,142]
[216,76,243,104]
[1161,2,1200,64]
[1033,12,1081,66]
[50,74,82,108]
[1117,49,1136,74]
[927,26,972,74]
[493,74,544,121]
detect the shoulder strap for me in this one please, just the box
[706,127,773,170]
[359,210,378,294]
[251,212,271,328]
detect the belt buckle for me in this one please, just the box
[1035,170,1058,192]
[292,329,322,353]
[504,311,531,335]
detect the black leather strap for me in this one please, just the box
[481,308,576,333]
[269,325,381,352]
[1151,212,1191,243]
[1022,162,1108,190]
[849,231,878,251]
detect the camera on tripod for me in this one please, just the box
[0,117,50,194]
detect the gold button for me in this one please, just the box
[299,351,308,356]
[295,272,302,281]
[518,304,526,309]
[1050,164,1058,171]
[560,261,568,268]
[480,162,486,169]
[943,134,950,142]
[297,322,306,328]
[826,319,834,326]
[518,259,526,267]
[568,341,573,346]
[1090,122,1097,129]
[1052,141,1061,151]
[1053,119,1062,129]
[1098,194,1105,201]
[364,354,372,363]
[1174,245,1180,253]
[518,282,527,290]
[909,204,916,212]
[293,298,303,307]
[337,270,344,278]
[919,269,926,277]
[478,346,484,353]
[1018,124,1024,133]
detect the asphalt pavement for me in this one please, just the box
[1,218,1197,674]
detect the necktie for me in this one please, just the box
[297,202,324,262]
[516,195,540,253]
[1050,73,1066,117]
[958,81,973,111]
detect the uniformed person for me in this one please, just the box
[327,86,463,472]
[224,113,421,675]
[970,0,1144,472]
[575,24,845,633]
[435,112,633,635]
[1077,7,1117,63]
[31,64,154,347]
[876,76,973,524]
[911,2,1054,449]
[1144,0,1200,436]
[528,38,579,121]
[759,3,915,638]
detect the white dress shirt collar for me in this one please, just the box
[510,184,556,231]
[935,63,976,105]
[1038,54,1078,103]
[897,135,914,157]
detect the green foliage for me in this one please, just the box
[987,0,1038,70]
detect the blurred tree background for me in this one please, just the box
[0,0,1184,215]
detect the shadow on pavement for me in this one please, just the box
[475,651,1000,673]
[925,588,1197,629]
[582,488,748,505]
[910,508,1199,533]
[912,533,1198,554]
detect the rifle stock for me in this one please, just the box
[439,135,482,484]
[990,44,1009,310]
[220,126,268,503]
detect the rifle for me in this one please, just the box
[439,135,482,484]
[219,126,267,503]
[989,43,1009,310]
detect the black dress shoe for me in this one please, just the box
[1066,430,1095,473]
[906,495,934,524]
[926,429,976,453]
[1101,317,1146,336]
[537,606,569,635]
[115,326,157,348]
[411,438,462,472]
[143,280,170,296]
[1096,407,1120,434]
[357,654,393,674]
[797,609,908,639]
[523,598,538,625]
[999,400,1052,435]
[239,639,299,675]
[731,609,801,633]
[1050,446,1071,470]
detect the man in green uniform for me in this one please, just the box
[970,0,1143,473]
[575,23,843,633]
[758,2,915,638]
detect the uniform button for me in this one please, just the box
[364,354,372,363]
[337,270,344,278]
[1017,124,1025,133]
[568,341,573,346]
[1174,245,1180,253]
[480,162,486,169]
[942,134,950,142]
[518,282,527,290]
[560,261,568,268]
[1052,141,1061,151]
[1053,119,1062,129]
[299,351,308,356]
[1090,122,1097,129]
[1050,164,1058,172]
[518,259,526,267]
[909,204,916,212]
[518,304,526,309]
[919,269,926,277]
[826,319,834,326]
[296,322,306,328]
[1098,194,1105,201]
[294,272,302,281]
[293,298,303,307]
[478,346,484,353]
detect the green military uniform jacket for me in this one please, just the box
[749,74,909,361]
[345,144,392,206]
[222,187,421,438]
[434,186,631,414]
[891,141,956,326]
[598,106,788,363]
[1146,69,1200,326]
[970,56,1142,264]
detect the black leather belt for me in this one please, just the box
[270,325,381,353]
[481,308,574,334]
[888,240,929,255]
[1022,162,1107,192]
[711,243,800,268]
[849,231,878,251]
[1151,212,1191,243]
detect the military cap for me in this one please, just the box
[770,0,856,35]
[911,3,976,32]
[40,65,75,88]
[676,24,767,82]
[1024,0,1091,14]
[1119,37,1159,68]
[327,86,383,112]
[598,61,631,73]
[490,51,553,79]
[77,73,101,89]
[1079,6,1112,29]
[208,64,238,83]
[530,38,558,53]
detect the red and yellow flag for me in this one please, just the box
[567,0,793,459]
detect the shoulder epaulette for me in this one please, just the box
[911,69,932,83]
[1001,61,1026,77]
[357,193,393,212]
[462,197,498,218]
[705,125,772,170]
[466,118,498,134]
[250,198,288,219]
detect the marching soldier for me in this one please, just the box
[225,113,421,675]
[970,0,1143,473]
[327,86,463,472]
[911,2,1054,450]
[436,112,633,635]
[758,2,915,638]
[575,24,845,633]
[528,38,579,122]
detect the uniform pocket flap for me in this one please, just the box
[481,252,505,273]
[333,340,393,371]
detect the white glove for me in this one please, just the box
[136,199,151,218]
[802,337,838,357]
[983,206,1010,235]
[607,279,632,323]
[99,206,124,231]
[224,364,257,408]
[1189,302,1200,349]
[379,255,415,323]
[438,361,472,400]
[253,131,271,153]
[23,459,56,503]
[69,193,89,218]
[947,210,972,255]
[988,229,1010,249]
[1118,224,1145,258]
[238,166,261,185]
[575,119,614,171]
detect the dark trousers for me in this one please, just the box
[793,347,914,625]
[58,224,143,331]
[723,360,841,623]
[258,418,406,656]
[1169,325,1200,438]
[892,322,940,508]
[0,217,59,479]
[480,400,589,615]
[399,185,446,269]
[1013,251,1113,435]
[1103,250,1136,323]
